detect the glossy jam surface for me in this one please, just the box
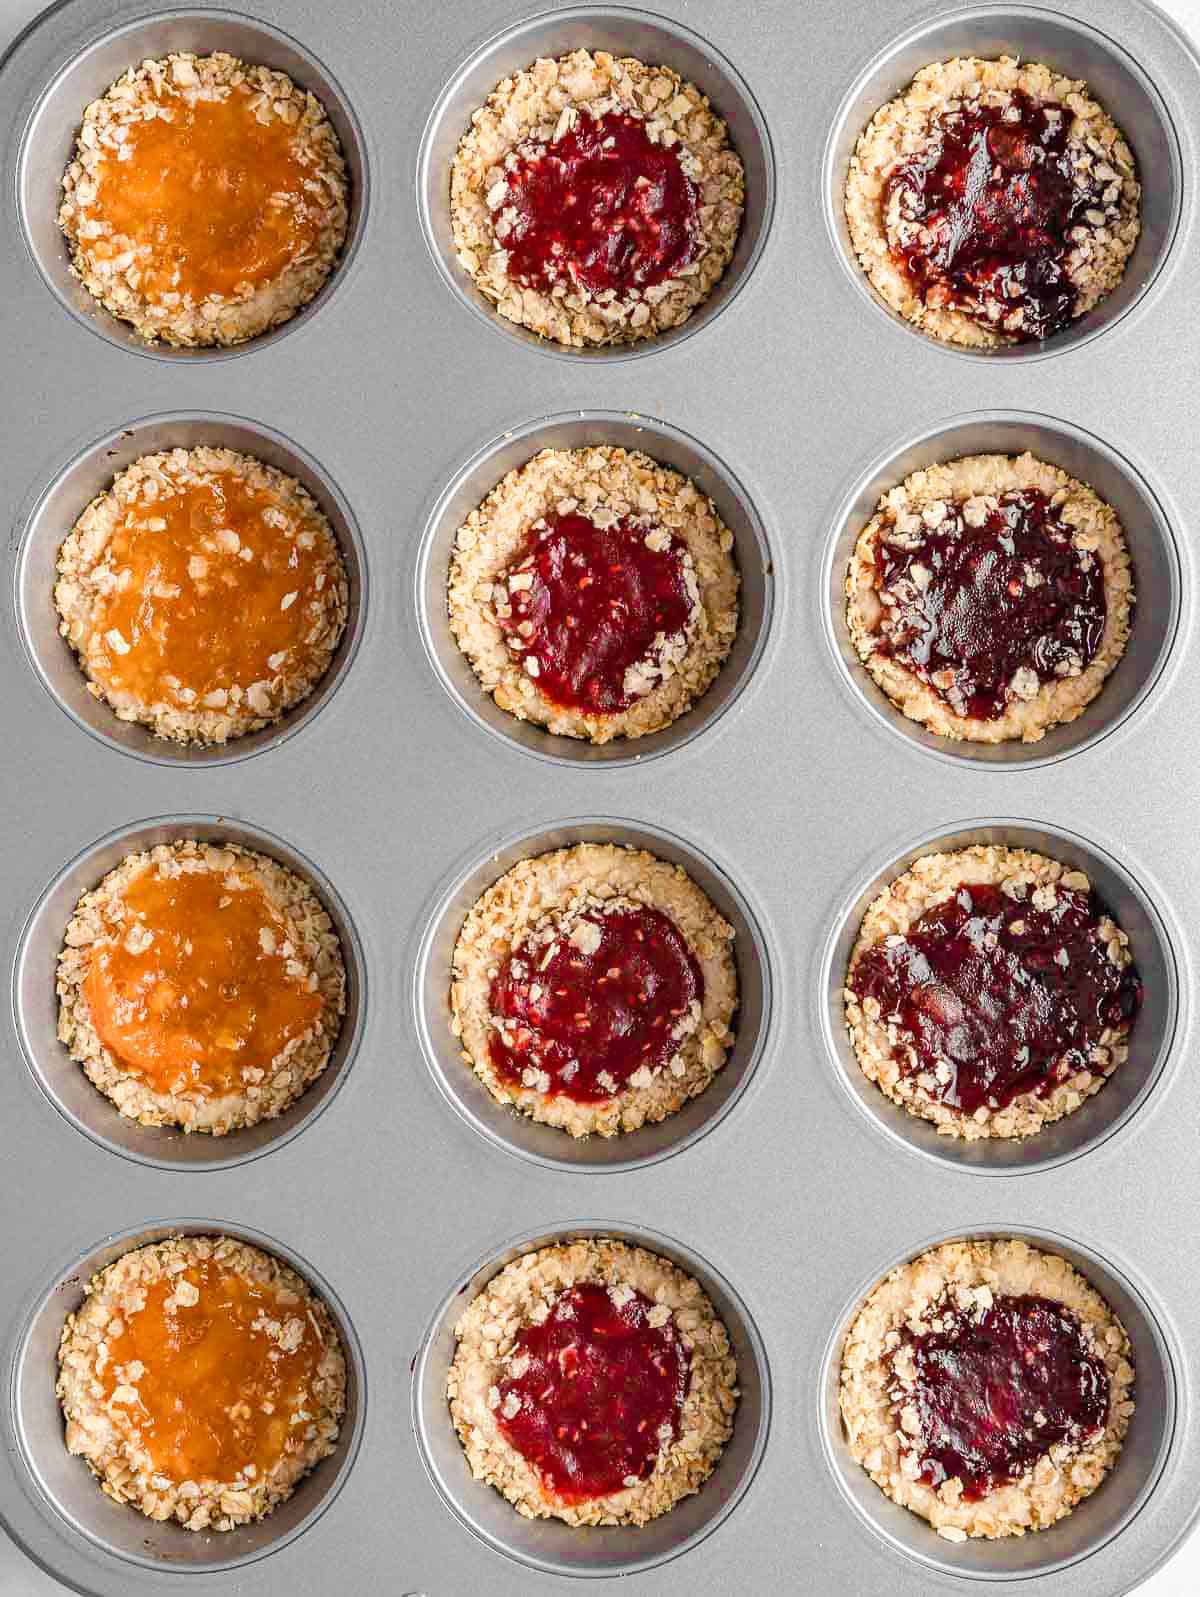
[488,904,703,1102]
[849,879,1142,1114]
[87,92,323,305]
[884,90,1102,341]
[869,489,1106,721]
[501,109,700,296]
[495,512,696,715]
[896,1292,1109,1500]
[496,1280,689,1502]
[103,1258,324,1484]
[90,470,332,713]
[84,864,323,1097]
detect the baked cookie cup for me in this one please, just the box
[448,445,739,745]
[447,1239,737,1526]
[58,51,349,348]
[450,842,737,1138]
[845,55,1140,349]
[839,1238,1134,1542]
[57,839,346,1135]
[845,451,1133,745]
[450,48,744,348]
[844,845,1142,1141]
[56,1235,347,1533]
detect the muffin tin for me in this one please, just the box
[1,0,1198,1593]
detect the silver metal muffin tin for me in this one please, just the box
[1,0,1198,1592]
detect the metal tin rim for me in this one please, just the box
[12,409,372,769]
[8,1216,369,1574]
[816,1221,1182,1582]
[815,814,1183,1177]
[13,4,373,364]
[816,408,1185,773]
[413,408,777,771]
[411,813,776,1173]
[410,1218,773,1578]
[819,0,1186,365]
[413,2,777,365]
[11,811,370,1172]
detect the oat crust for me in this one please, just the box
[55,446,349,746]
[57,840,346,1135]
[844,56,1140,348]
[450,49,744,347]
[844,846,1136,1140]
[447,1239,737,1526]
[845,453,1133,744]
[450,842,737,1138]
[839,1238,1134,1541]
[58,52,348,347]
[57,1235,347,1532]
[448,446,739,743]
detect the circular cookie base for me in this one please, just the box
[844,56,1141,350]
[447,1238,736,1526]
[844,845,1135,1140]
[450,842,737,1137]
[449,49,744,348]
[448,446,739,744]
[839,1238,1134,1541]
[57,52,348,348]
[56,840,346,1134]
[55,1234,347,1532]
[845,452,1133,744]
[54,446,349,746]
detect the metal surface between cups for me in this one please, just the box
[11,814,368,1170]
[411,1221,772,1578]
[15,6,371,362]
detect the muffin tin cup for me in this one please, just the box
[819,410,1184,771]
[15,6,371,362]
[415,409,775,768]
[412,815,775,1171]
[411,1219,772,1579]
[14,410,370,767]
[11,813,369,1171]
[9,1217,367,1574]
[415,3,776,363]
[817,1224,1181,1582]
[818,817,1182,1177]
[821,2,1184,362]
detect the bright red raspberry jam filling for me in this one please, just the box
[495,511,697,715]
[488,903,703,1103]
[848,879,1142,1115]
[893,1293,1109,1500]
[868,489,1106,721]
[496,1280,689,1502]
[884,89,1103,341]
[499,108,701,296]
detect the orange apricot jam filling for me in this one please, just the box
[83,863,322,1099]
[83,91,325,306]
[88,468,333,717]
[103,1259,324,1484]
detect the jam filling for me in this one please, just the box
[892,1292,1109,1500]
[84,864,323,1098]
[495,511,697,715]
[496,1280,689,1503]
[499,108,701,296]
[848,879,1142,1114]
[91,470,332,715]
[88,92,326,305]
[488,903,703,1103]
[884,89,1105,341]
[868,489,1106,721]
[103,1258,324,1484]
